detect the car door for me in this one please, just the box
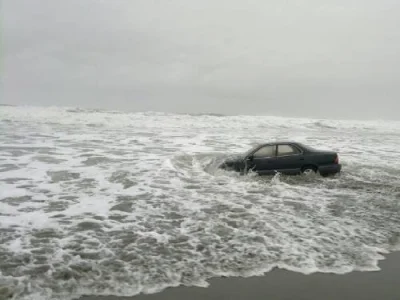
[247,144,278,175]
[275,144,304,174]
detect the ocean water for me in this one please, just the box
[0,106,399,300]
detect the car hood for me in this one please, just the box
[224,154,245,162]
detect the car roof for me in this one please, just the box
[260,141,299,146]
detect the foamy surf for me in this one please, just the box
[0,106,399,300]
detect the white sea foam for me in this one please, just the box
[0,106,400,300]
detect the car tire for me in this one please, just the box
[301,165,317,175]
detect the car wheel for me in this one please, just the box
[301,165,317,175]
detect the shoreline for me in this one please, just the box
[80,251,400,300]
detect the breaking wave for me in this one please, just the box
[0,106,399,300]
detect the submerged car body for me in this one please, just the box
[219,141,341,177]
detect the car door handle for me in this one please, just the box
[299,158,304,161]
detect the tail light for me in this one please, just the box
[334,154,339,164]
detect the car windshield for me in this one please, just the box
[243,144,262,157]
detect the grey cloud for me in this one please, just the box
[2,0,400,119]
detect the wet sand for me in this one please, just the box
[80,251,400,300]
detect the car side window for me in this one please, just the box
[277,144,301,156]
[253,145,276,158]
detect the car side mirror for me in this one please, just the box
[246,155,254,161]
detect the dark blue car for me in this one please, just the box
[219,141,341,177]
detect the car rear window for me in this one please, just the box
[278,144,300,156]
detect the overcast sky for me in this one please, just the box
[2,0,400,119]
